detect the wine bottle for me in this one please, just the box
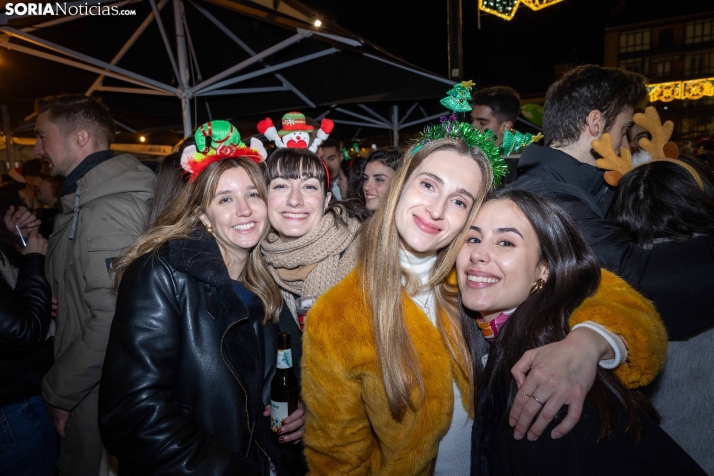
[270,332,299,443]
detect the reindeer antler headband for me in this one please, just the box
[592,107,703,189]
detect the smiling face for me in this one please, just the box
[199,167,267,265]
[267,176,331,241]
[34,111,81,177]
[395,149,483,254]
[457,199,549,321]
[363,160,396,211]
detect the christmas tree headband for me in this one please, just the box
[180,120,267,182]
[592,106,703,189]
[415,80,542,187]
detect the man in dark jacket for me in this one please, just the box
[512,64,714,339]
[33,94,156,476]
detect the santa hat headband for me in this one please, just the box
[181,120,267,182]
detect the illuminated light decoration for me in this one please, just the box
[520,0,565,10]
[648,77,714,102]
[314,19,322,27]
[479,0,519,20]
[478,0,564,21]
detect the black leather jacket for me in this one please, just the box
[0,252,54,407]
[99,232,305,476]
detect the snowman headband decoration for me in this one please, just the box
[257,111,334,153]
[257,111,334,188]
[180,120,267,182]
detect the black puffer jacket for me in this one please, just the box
[99,232,305,476]
[0,252,54,406]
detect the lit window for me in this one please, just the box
[619,29,651,53]
[686,19,713,44]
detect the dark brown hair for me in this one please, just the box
[471,86,522,125]
[265,148,369,224]
[611,160,714,247]
[35,94,117,148]
[543,65,647,147]
[471,189,657,449]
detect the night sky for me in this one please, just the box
[299,0,713,96]
[2,0,712,139]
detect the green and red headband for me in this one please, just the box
[180,120,267,182]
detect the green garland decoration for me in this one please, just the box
[500,129,544,157]
[414,114,509,187]
[413,81,544,187]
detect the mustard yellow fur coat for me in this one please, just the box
[301,269,667,476]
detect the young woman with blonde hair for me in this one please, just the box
[300,132,667,476]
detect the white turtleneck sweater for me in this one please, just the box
[400,250,471,476]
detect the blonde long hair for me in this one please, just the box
[113,158,283,324]
[357,138,493,418]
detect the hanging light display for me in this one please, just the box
[479,0,565,21]
[648,77,714,102]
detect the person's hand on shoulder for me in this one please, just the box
[508,327,613,441]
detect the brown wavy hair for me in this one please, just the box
[112,158,282,323]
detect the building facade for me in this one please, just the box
[605,13,714,143]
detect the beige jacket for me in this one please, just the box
[42,153,155,410]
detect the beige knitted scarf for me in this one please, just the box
[261,209,361,311]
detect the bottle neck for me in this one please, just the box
[276,348,293,369]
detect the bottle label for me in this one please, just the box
[270,399,289,433]
[276,349,292,369]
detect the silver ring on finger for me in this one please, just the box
[531,395,544,405]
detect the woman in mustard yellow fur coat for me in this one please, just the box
[301,137,667,476]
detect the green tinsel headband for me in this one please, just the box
[413,114,509,186]
[413,80,543,187]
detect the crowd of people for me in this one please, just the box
[1,63,712,476]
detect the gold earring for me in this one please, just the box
[204,223,214,235]
[530,278,544,295]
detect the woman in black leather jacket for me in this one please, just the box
[0,218,56,476]
[99,126,306,476]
